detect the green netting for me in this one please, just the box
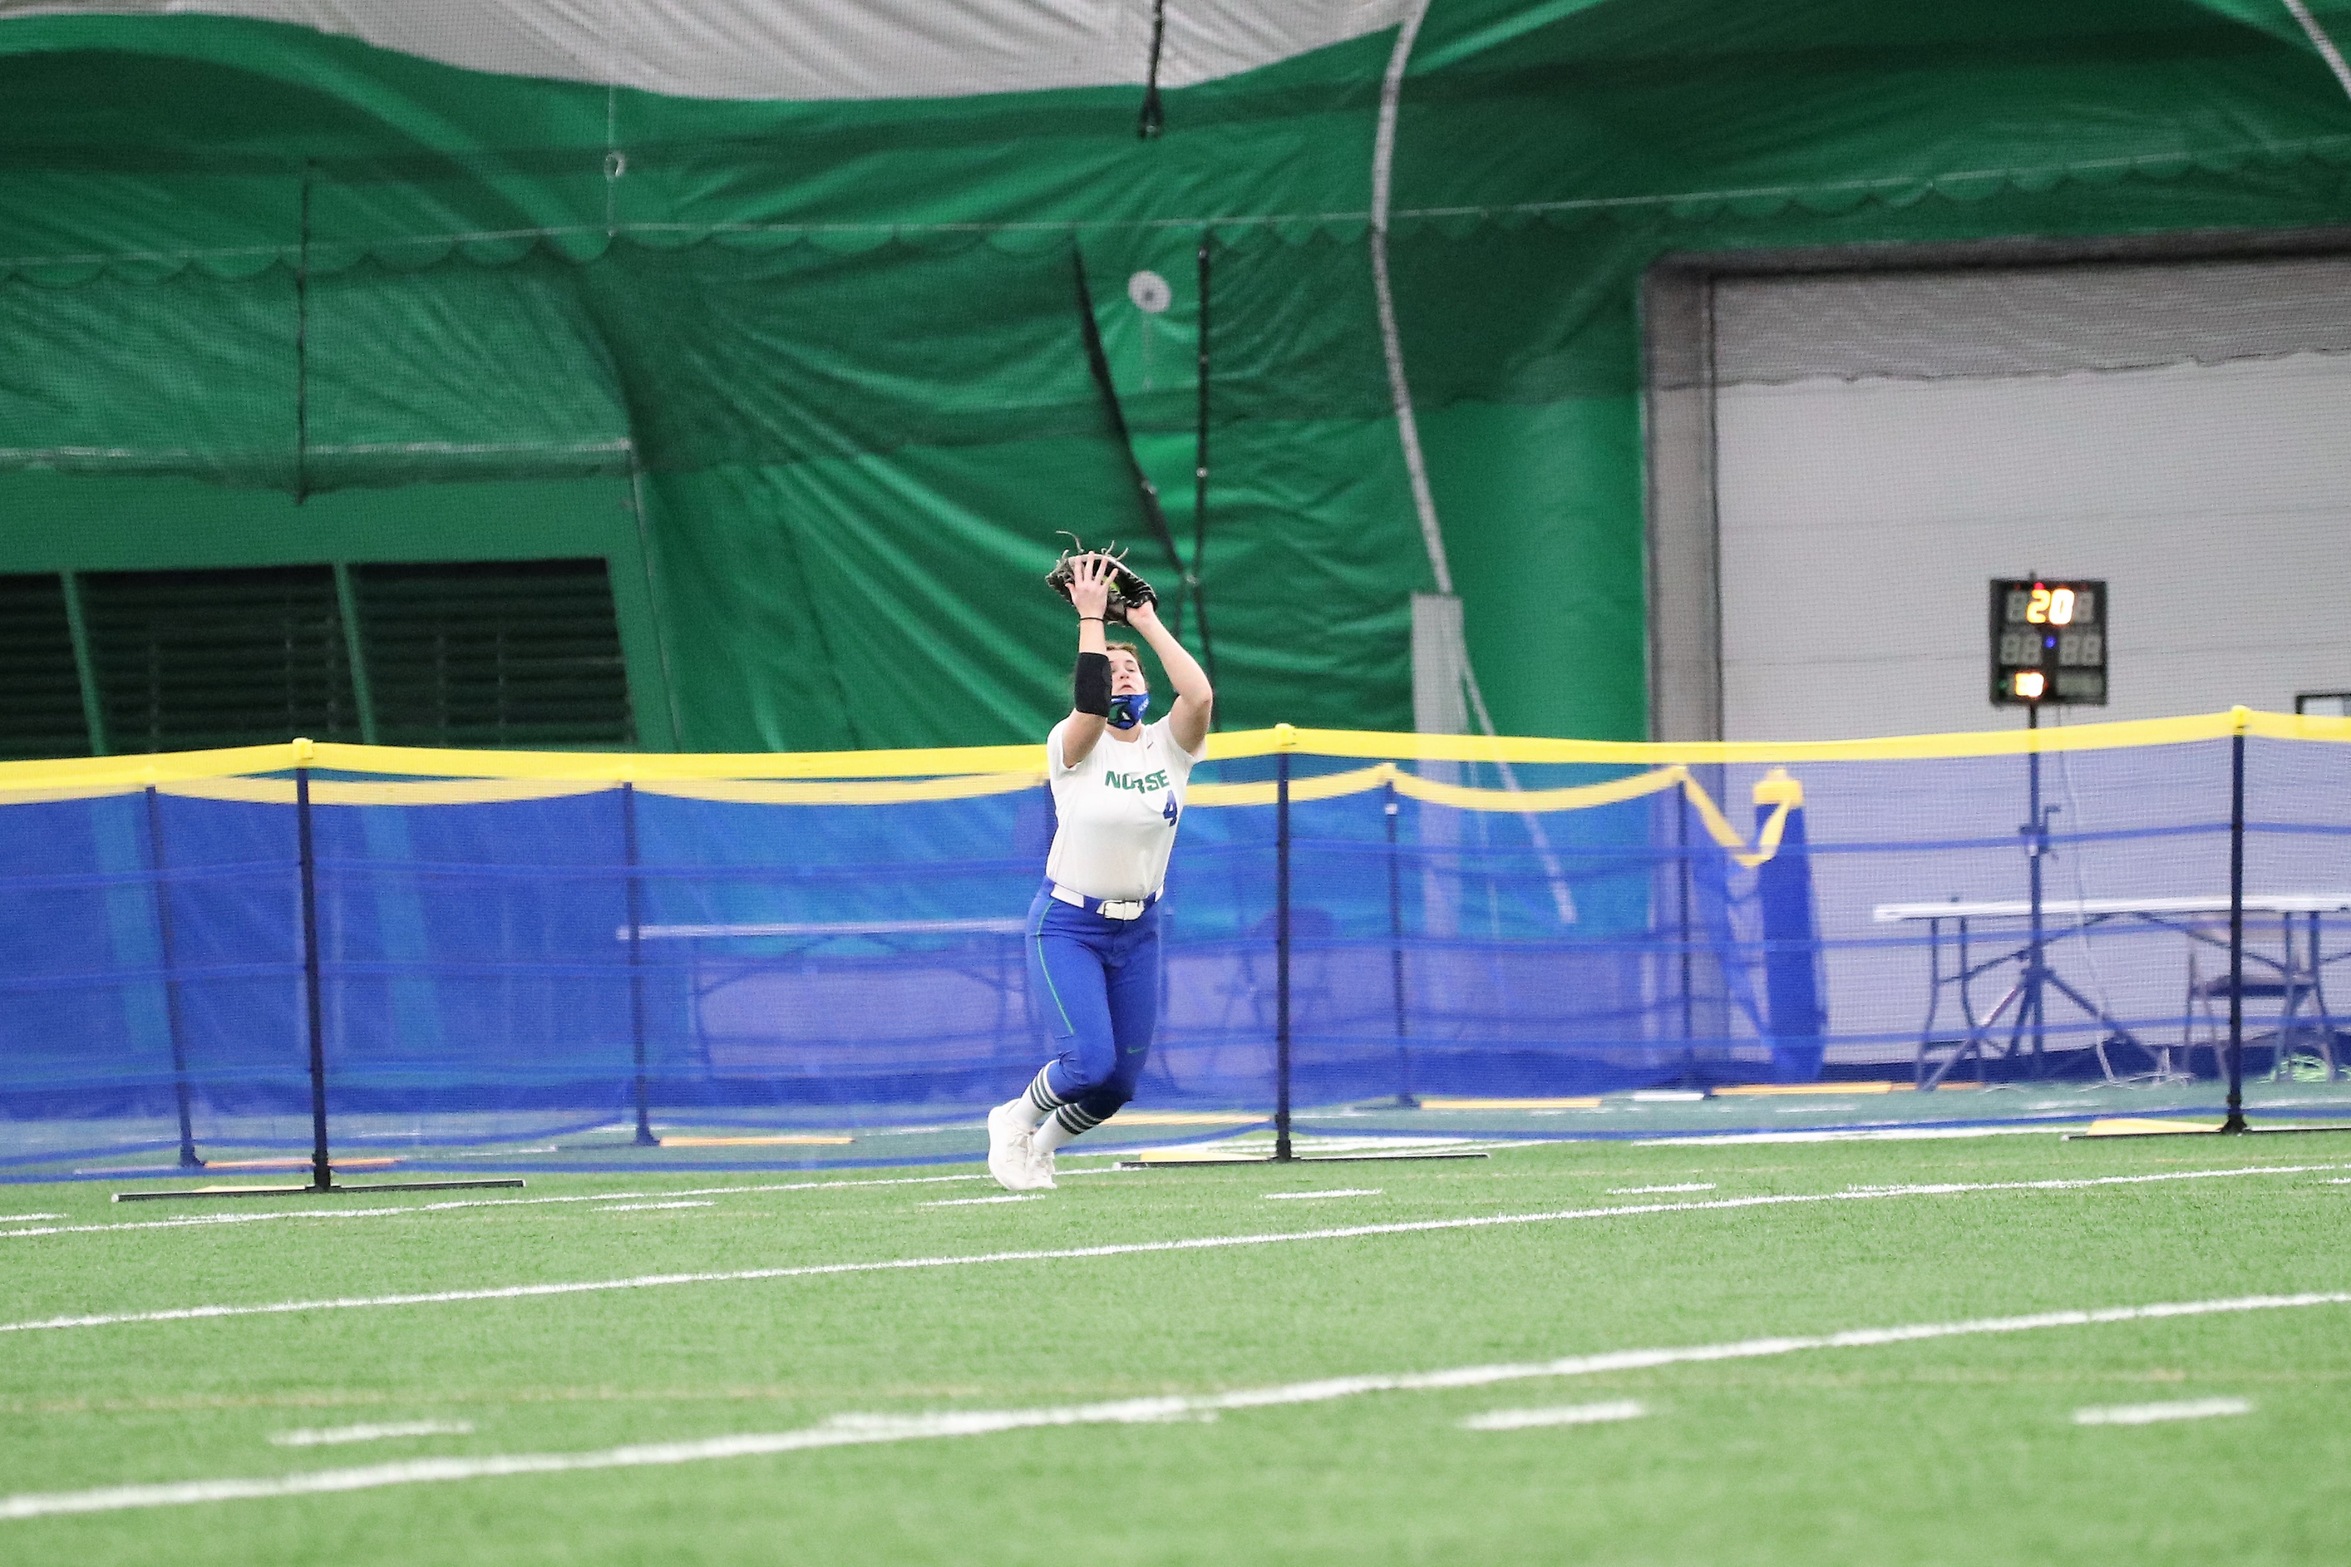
[3,2,2350,747]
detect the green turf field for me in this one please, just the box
[5,1130,2350,1564]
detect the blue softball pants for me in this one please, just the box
[1026,884,1161,1119]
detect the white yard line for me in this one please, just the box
[2073,1397,2251,1427]
[594,1202,714,1214]
[1461,1400,1646,1431]
[0,1214,61,1224]
[1263,1190,1381,1201]
[269,1421,474,1448]
[2,1291,2341,1520]
[920,1195,1045,1208]
[0,1164,2330,1341]
[1608,1184,1714,1196]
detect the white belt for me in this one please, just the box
[1050,882,1157,921]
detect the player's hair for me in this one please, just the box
[1104,640,1145,682]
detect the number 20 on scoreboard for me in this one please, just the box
[1990,579,2107,706]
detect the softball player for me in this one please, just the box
[988,553,1213,1192]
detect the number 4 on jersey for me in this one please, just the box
[1162,793,1180,825]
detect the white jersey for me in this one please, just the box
[1043,716,1203,902]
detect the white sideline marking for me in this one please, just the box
[1637,1124,2061,1146]
[0,1214,61,1224]
[1461,1400,1645,1431]
[1608,1184,1714,1196]
[0,1164,2329,1341]
[594,1202,714,1214]
[1263,1189,1380,1201]
[269,1421,474,1448]
[1,1291,2342,1521]
[2073,1397,2252,1427]
[921,1195,1044,1208]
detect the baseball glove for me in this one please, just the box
[1045,537,1157,624]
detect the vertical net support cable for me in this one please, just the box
[1366,2,1512,757]
[1072,250,1190,614]
[292,162,313,506]
[1370,0,1450,607]
[1367,3,1593,933]
[1275,746,1294,1162]
[2283,0,2351,101]
[1136,0,1167,139]
[600,7,684,750]
[622,781,658,1147]
[603,0,624,237]
[1369,44,1576,927]
[1187,231,1220,693]
[142,784,203,1169]
[626,464,685,749]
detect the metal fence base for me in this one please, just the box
[2063,1123,2351,1141]
[1117,1151,1489,1169]
[115,1177,526,1202]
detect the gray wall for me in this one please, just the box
[1649,250,2351,742]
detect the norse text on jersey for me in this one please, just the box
[1103,769,1170,794]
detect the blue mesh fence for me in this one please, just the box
[2,722,2348,1182]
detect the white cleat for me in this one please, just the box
[987,1104,1037,1192]
[1028,1146,1057,1191]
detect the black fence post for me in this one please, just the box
[1676,782,1695,1075]
[1128,736,1481,1171]
[622,782,658,1147]
[1383,770,1414,1107]
[143,785,202,1169]
[295,761,332,1190]
[1274,746,1294,1162]
[2224,722,2247,1134]
[113,744,520,1200]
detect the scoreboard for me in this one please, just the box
[1990,579,2106,706]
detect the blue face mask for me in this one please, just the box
[1107,691,1150,730]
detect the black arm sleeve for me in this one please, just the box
[1073,651,1111,716]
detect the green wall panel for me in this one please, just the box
[1419,396,1646,740]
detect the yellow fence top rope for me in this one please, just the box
[0,708,2332,801]
[0,740,1802,871]
[1268,710,2265,765]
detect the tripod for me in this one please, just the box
[1923,711,2146,1087]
